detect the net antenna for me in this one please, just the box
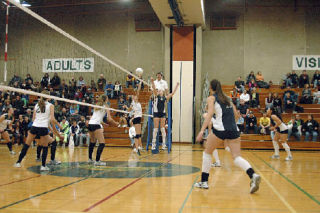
[6,0,150,87]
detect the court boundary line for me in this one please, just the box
[178,175,199,213]
[252,152,320,206]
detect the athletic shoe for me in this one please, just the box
[151,143,156,150]
[36,158,41,162]
[48,160,61,165]
[94,161,106,166]
[162,144,167,150]
[250,173,261,194]
[211,162,221,167]
[10,151,16,155]
[40,166,50,171]
[88,159,94,163]
[194,181,209,189]
[285,156,293,161]
[138,146,143,150]
[13,163,21,168]
[271,155,280,159]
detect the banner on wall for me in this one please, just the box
[42,58,94,73]
[293,55,320,70]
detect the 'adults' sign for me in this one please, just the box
[43,58,94,72]
[293,55,320,70]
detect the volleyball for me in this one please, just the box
[135,67,143,75]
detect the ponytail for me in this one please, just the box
[38,91,49,113]
[210,79,230,106]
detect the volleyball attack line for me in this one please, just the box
[0,85,153,117]
[6,0,150,87]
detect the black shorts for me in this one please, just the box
[30,127,49,137]
[132,117,141,125]
[88,124,102,132]
[212,128,240,140]
[153,112,166,118]
[276,127,288,134]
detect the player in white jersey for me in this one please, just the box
[129,82,143,155]
[150,77,179,150]
[14,91,62,171]
[88,95,118,166]
[195,79,261,193]
[0,108,15,155]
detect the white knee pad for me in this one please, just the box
[152,128,158,143]
[202,152,212,173]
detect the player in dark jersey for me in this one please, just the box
[0,108,15,155]
[267,107,292,161]
[150,77,179,150]
[195,79,261,193]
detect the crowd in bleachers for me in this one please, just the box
[232,70,320,142]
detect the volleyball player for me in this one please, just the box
[268,107,293,161]
[150,77,179,150]
[0,107,15,155]
[88,95,119,166]
[14,92,62,171]
[195,79,261,193]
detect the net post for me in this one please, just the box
[146,99,153,151]
[167,100,172,153]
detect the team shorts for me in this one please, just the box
[133,117,141,125]
[30,127,49,137]
[212,128,240,140]
[276,127,288,134]
[88,124,102,132]
[153,112,166,118]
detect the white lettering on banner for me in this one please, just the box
[42,58,94,72]
[293,55,320,70]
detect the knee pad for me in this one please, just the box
[161,127,166,135]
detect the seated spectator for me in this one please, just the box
[74,88,83,101]
[256,71,269,88]
[12,120,24,145]
[245,112,258,134]
[135,74,144,90]
[300,84,312,104]
[248,79,257,91]
[50,73,61,88]
[272,93,283,114]
[58,117,70,146]
[40,73,50,89]
[287,115,302,141]
[105,81,114,99]
[234,76,245,93]
[69,76,77,87]
[312,70,320,88]
[90,80,97,92]
[126,72,135,88]
[25,74,33,85]
[12,95,25,117]
[79,99,89,117]
[283,73,292,88]
[313,87,320,104]
[236,110,245,133]
[302,115,319,142]
[240,90,250,105]
[69,81,77,98]
[97,74,106,91]
[246,71,256,84]
[22,116,30,138]
[25,109,32,121]
[299,70,310,88]
[284,92,297,113]
[9,74,22,87]
[265,92,273,109]
[250,87,260,108]
[289,70,299,88]
[78,116,89,146]
[69,120,80,146]
[57,107,70,122]
[238,99,249,118]
[114,81,122,98]
[84,88,94,104]
[259,113,270,135]
[230,88,240,108]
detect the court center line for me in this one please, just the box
[252,152,320,206]
[246,153,297,213]
[178,175,199,213]
[0,153,152,210]
[83,151,185,212]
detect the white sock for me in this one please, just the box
[202,152,212,173]
[282,143,292,157]
[160,127,166,145]
[212,149,220,164]
[272,141,280,156]
[152,128,158,144]
[234,156,252,171]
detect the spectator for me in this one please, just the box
[284,92,297,113]
[77,76,86,88]
[105,81,114,99]
[299,70,310,88]
[250,87,260,108]
[238,99,249,119]
[126,72,135,88]
[259,112,270,135]
[69,104,79,119]
[50,73,61,88]
[248,79,257,91]
[273,93,282,114]
[289,71,299,88]
[22,116,30,138]
[236,112,245,133]
[265,92,273,110]
[40,73,50,88]
[302,115,319,142]
[9,74,22,87]
[49,88,58,97]
[245,112,258,134]
[78,116,89,146]
[79,99,89,117]
[12,120,24,145]
[74,89,83,101]
[240,90,250,105]
[25,74,33,85]
[25,109,32,121]
[287,115,302,141]
[300,84,312,104]
[12,95,24,117]
[97,74,106,91]
[283,73,292,88]
[230,88,240,108]
[59,79,69,93]
[256,71,269,88]
[69,81,77,98]
[234,76,245,93]
[135,74,144,90]
[312,70,320,88]
[90,80,97,92]
[57,107,69,122]
[84,88,94,104]
[69,120,80,146]
[69,77,77,87]
[313,87,320,104]
[59,117,70,146]
[246,71,256,84]
[114,81,122,98]
[154,72,169,94]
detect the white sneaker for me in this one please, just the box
[194,181,209,189]
[10,151,16,155]
[151,143,156,150]
[88,159,94,163]
[48,160,61,165]
[40,166,50,171]
[285,156,293,161]
[162,144,167,150]
[250,174,261,194]
[138,146,143,150]
[271,155,280,159]
[211,162,221,167]
[94,161,106,166]
[14,163,21,168]
[133,148,141,156]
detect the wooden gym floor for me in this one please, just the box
[0,144,319,213]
